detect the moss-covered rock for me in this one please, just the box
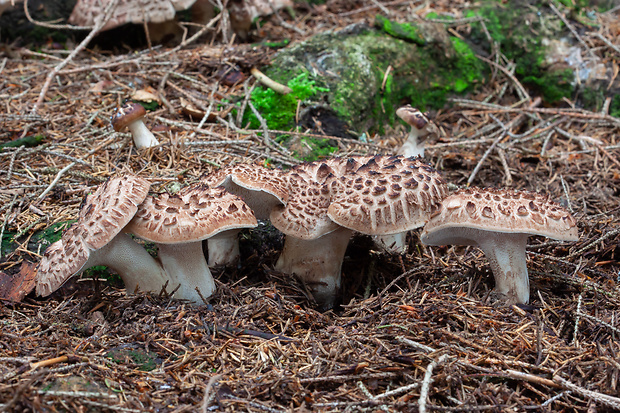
[467,1,615,109]
[248,22,485,138]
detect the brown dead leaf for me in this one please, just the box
[0,261,37,302]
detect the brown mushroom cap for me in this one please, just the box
[421,187,579,244]
[270,172,339,240]
[327,156,448,235]
[396,105,430,130]
[125,184,257,243]
[69,0,186,31]
[111,102,147,132]
[35,174,163,297]
[36,226,90,296]
[78,174,151,249]
[202,163,289,206]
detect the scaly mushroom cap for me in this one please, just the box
[79,175,151,249]
[396,105,431,131]
[36,175,151,296]
[125,184,257,243]
[290,156,373,185]
[269,156,373,239]
[111,102,147,132]
[421,187,579,244]
[36,226,90,296]
[327,156,448,235]
[69,0,193,31]
[202,163,289,205]
[270,173,338,240]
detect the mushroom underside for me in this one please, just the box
[207,230,241,267]
[275,227,353,310]
[424,228,531,304]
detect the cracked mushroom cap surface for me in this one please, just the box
[36,226,90,297]
[327,156,448,235]
[36,174,150,296]
[269,157,374,240]
[78,175,151,249]
[202,163,289,205]
[421,187,579,245]
[125,184,257,243]
[69,0,193,31]
[270,172,339,240]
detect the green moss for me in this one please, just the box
[579,86,605,112]
[610,94,620,118]
[106,347,159,372]
[374,15,425,45]
[468,2,576,103]
[295,137,338,162]
[244,72,328,130]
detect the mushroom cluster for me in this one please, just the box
[34,151,579,308]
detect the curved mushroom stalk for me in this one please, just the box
[275,228,353,310]
[478,233,530,304]
[207,230,241,267]
[158,242,216,303]
[127,119,159,149]
[398,131,426,159]
[87,233,169,294]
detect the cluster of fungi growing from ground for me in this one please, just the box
[35,103,580,310]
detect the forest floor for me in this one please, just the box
[0,1,620,411]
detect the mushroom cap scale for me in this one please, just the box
[202,163,289,205]
[327,156,448,235]
[270,173,339,240]
[111,102,147,132]
[421,187,578,245]
[78,175,151,250]
[125,184,257,244]
[35,226,90,297]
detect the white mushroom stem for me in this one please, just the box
[207,230,240,267]
[157,242,215,304]
[127,119,159,149]
[86,233,169,294]
[275,227,353,310]
[477,232,530,304]
[398,128,426,159]
[373,233,407,254]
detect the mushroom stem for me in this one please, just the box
[275,227,353,310]
[477,233,530,304]
[207,230,240,267]
[128,120,159,149]
[373,232,407,254]
[87,233,169,294]
[398,129,425,158]
[157,242,215,303]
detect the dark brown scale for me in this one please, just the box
[465,201,476,217]
[531,213,544,225]
[517,206,528,216]
[482,206,495,219]
[403,179,418,189]
[391,183,402,191]
[528,201,539,212]
[372,186,387,195]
